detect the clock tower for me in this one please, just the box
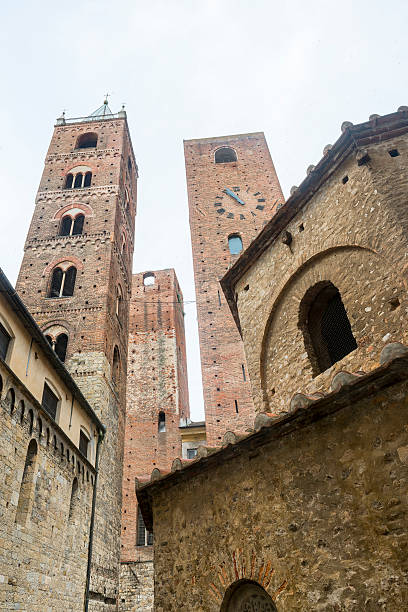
[184,133,284,446]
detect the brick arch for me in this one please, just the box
[259,245,403,409]
[43,255,84,277]
[42,321,71,341]
[53,202,94,220]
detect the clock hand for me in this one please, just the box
[223,188,245,206]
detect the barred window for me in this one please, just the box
[299,281,357,376]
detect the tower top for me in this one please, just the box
[56,98,126,125]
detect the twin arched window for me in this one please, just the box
[215,147,237,163]
[48,266,77,298]
[46,333,68,362]
[75,132,98,149]
[228,234,243,255]
[65,172,92,189]
[59,213,85,237]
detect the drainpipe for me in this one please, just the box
[84,428,105,611]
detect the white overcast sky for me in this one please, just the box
[0,0,406,420]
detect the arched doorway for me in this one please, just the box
[220,580,277,611]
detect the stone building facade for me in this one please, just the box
[0,268,104,610]
[222,109,408,414]
[15,102,137,609]
[137,108,408,610]
[120,269,190,611]
[184,133,284,446]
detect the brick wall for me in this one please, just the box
[15,113,137,609]
[184,133,283,445]
[119,269,190,610]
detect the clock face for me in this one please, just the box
[213,186,266,219]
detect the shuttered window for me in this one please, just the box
[0,322,11,361]
[41,383,59,420]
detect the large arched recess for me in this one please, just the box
[259,245,403,408]
[220,579,277,611]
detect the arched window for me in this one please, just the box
[299,281,357,376]
[143,272,155,286]
[59,214,85,237]
[55,333,68,362]
[76,132,98,149]
[59,215,72,236]
[215,147,237,163]
[112,345,120,385]
[48,266,77,298]
[65,174,74,189]
[220,580,277,611]
[158,411,166,433]
[74,173,83,188]
[137,505,153,546]
[73,214,85,234]
[228,234,243,255]
[83,172,92,188]
[68,477,79,521]
[15,439,38,525]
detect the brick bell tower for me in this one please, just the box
[16,101,137,608]
[120,268,190,610]
[184,133,283,446]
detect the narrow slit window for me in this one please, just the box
[241,364,246,382]
[68,477,79,521]
[235,400,239,414]
[158,412,166,433]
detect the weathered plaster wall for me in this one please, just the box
[234,134,408,412]
[150,378,408,611]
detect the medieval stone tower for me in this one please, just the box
[16,101,137,609]
[184,133,284,445]
[120,268,190,610]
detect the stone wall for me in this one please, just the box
[0,359,95,610]
[184,133,284,445]
[232,130,408,413]
[147,369,408,611]
[119,561,154,611]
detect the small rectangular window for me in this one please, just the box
[137,506,153,546]
[79,430,89,458]
[41,383,58,420]
[187,448,198,459]
[0,322,11,361]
